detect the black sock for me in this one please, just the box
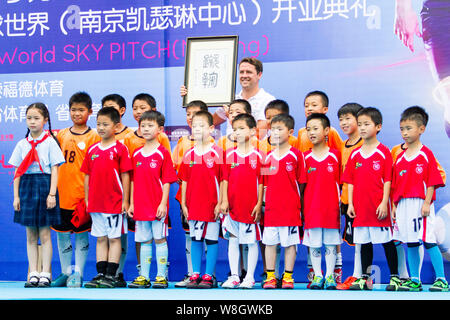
[106,262,119,277]
[360,243,373,278]
[382,240,399,277]
[96,261,107,275]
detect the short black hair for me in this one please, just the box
[69,91,92,110]
[230,99,252,115]
[357,107,383,126]
[337,102,363,119]
[400,106,429,127]
[192,110,213,126]
[139,110,165,127]
[304,90,329,108]
[133,93,157,110]
[97,106,121,124]
[265,99,290,116]
[102,94,126,109]
[186,100,208,112]
[232,113,257,129]
[271,113,295,130]
[306,113,330,129]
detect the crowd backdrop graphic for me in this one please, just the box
[0,0,449,284]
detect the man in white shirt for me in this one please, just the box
[181,57,275,138]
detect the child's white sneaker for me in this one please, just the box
[221,275,240,289]
[239,277,255,289]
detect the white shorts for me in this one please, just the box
[135,220,168,242]
[393,198,437,244]
[90,212,128,239]
[189,220,220,241]
[262,226,301,247]
[302,228,342,247]
[354,226,392,244]
[221,215,261,244]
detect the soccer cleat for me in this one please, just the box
[386,275,402,291]
[67,272,83,288]
[98,274,118,288]
[153,276,169,289]
[186,273,201,289]
[281,277,294,289]
[349,277,372,291]
[399,279,423,292]
[337,276,357,290]
[84,273,105,288]
[263,277,277,289]
[115,272,127,288]
[325,274,337,290]
[334,267,343,284]
[306,268,314,289]
[198,274,214,289]
[309,276,324,290]
[239,278,255,289]
[175,274,191,288]
[429,278,449,292]
[221,275,240,289]
[128,275,151,288]
[51,273,69,287]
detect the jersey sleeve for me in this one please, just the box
[161,149,178,185]
[159,132,172,156]
[342,151,355,184]
[329,128,344,152]
[119,144,133,173]
[48,137,66,167]
[297,150,307,184]
[383,147,393,183]
[80,149,91,175]
[178,155,190,182]
[426,149,445,189]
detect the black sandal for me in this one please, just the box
[25,272,40,288]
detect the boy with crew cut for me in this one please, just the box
[335,103,364,290]
[220,113,264,289]
[171,100,216,287]
[179,110,225,289]
[294,91,344,285]
[81,107,132,288]
[262,114,306,289]
[52,92,100,288]
[342,107,400,291]
[127,111,178,289]
[303,113,342,290]
[101,94,134,143]
[391,106,448,292]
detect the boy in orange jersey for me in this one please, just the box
[258,99,298,155]
[294,91,343,153]
[52,92,101,288]
[101,94,134,142]
[217,99,259,152]
[122,93,172,280]
[334,103,364,290]
[171,100,215,287]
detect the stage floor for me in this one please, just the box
[0,281,448,300]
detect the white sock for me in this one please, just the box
[185,233,193,276]
[353,244,362,278]
[117,234,127,275]
[245,242,259,281]
[74,232,89,276]
[325,245,337,278]
[56,232,72,276]
[396,243,409,279]
[155,242,168,278]
[310,247,322,277]
[140,243,152,280]
[228,237,240,277]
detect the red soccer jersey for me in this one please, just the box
[178,144,224,222]
[342,143,393,227]
[303,148,341,229]
[80,141,133,214]
[131,145,178,222]
[223,148,264,224]
[263,147,306,227]
[392,145,445,205]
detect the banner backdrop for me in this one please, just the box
[1,0,449,283]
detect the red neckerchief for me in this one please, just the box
[14,132,50,180]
